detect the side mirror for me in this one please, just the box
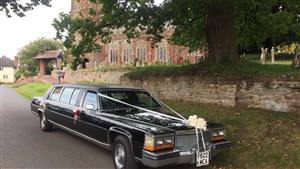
[86,104,95,111]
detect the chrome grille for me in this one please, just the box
[175,129,211,151]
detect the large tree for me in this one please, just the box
[53,0,300,65]
[16,38,64,77]
[0,0,51,17]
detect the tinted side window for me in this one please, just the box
[70,89,81,106]
[82,92,98,109]
[59,88,75,104]
[49,87,63,101]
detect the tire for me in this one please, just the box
[40,112,53,132]
[112,136,139,169]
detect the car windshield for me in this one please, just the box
[99,90,161,111]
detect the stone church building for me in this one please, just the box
[71,0,206,68]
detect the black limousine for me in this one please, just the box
[31,84,230,169]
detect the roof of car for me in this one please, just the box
[53,84,145,91]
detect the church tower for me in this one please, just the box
[70,0,101,18]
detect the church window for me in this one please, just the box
[157,47,166,61]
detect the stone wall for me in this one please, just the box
[121,76,237,106]
[63,69,300,113]
[120,76,300,113]
[235,80,300,112]
[64,69,128,85]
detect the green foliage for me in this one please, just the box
[0,0,51,17]
[15,70,22,80]
[16,82,51,99]
[17,38,64,77]
[235,0,300,50]
[53,0,300,65]
[53,13,101,69]
[126,59,299,79]
[165,100,300,169]
[277,42,299,54]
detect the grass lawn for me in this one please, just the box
[165,100,300,169]
[16,82,51,99]
[14,82,300,169]
[125,60,299,79]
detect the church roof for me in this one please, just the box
[35,50,62,60]
[0,56,16,68]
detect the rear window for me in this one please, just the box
[49,87,63,101]
[59,88,75,104]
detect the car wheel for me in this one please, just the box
[112,136,138,169]
[40,112,52,132]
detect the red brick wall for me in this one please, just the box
[70,0,203,67]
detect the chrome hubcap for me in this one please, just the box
[41,113,46,128]
[114,144,126,169]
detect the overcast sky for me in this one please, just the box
[0,0,71,59]
[0,0,164,59]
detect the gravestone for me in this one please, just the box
[260,47,267,64]
[292,46,300,69]
[133,58,139,67]
[271,47,275,64]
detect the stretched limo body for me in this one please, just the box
[31,84,230,169]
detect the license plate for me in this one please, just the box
[196,151,209,167]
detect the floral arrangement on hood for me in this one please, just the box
[187,115,207,131]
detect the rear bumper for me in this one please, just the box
[141,140,230,168]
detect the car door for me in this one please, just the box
[55,87,78,129]
[74,91,108,143]
[46,87,64,124]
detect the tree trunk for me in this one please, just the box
[206,5,239,64]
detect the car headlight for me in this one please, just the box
[212,129,225,142]
[144,134,174,151]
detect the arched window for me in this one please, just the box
[157,46,166,61]
[123,48,131,63]
[136,47,146,61]
[109,49,118,63]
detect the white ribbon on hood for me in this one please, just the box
[97,93,208,152]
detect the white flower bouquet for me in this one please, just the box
[187,115,207,131]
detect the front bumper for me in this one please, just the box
[141,140,231,168]
[31,110,39,116]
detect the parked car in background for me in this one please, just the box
[31,84,230,169]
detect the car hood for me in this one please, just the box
[101,110,224,134]
[100,110,190,134]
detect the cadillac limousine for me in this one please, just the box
[31,84,230,169]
